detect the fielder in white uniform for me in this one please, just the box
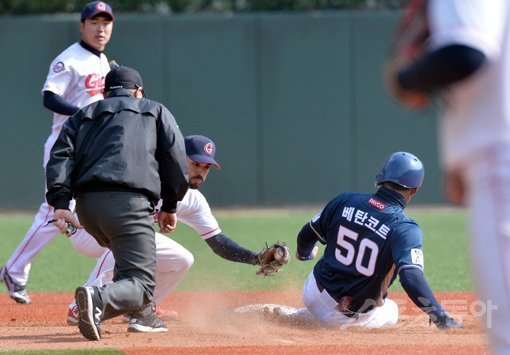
[1,1,114,304]
[67,135,264,325]
[385,0,510,352]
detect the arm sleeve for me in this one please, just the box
[156,106,189,213]
[205,233,259,265]
[397,44,486,93]
[43,91,80,116]
[296,223,320,260]
[45,114,79,210]
[399,267,444,319]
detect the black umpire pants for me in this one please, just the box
[75,191,156,320]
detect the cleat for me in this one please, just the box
[75,286,102,341]
[122,306,178,323]
[1,266,32,304]
[67,303,79,326]
[128,305,168,333]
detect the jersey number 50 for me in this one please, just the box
[336,225,379,276]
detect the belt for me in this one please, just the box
[316,279,360,319]
[316,278,325,293]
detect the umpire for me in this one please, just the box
[45,65,189,340]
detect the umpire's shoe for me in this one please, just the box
[0,266,32,304]
[128,303,168,333]
[75,286,103,341]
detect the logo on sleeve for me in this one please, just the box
[411,249,424,268]
[52,61,65,73]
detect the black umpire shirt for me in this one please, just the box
[45,89,189,213]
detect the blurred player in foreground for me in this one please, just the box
[66,135,288,326]
[266,152,462,329]
[384,0,510,352]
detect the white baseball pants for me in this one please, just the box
[301,270,398,328]
[85,232,194,305]
[464,146,510,354]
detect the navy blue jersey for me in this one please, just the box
[311,187,424,313]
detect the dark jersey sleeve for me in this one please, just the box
[398,44,486,93]
[309,194,352,244]
[390,221,424,273]
[391,221,445,319]
[156,105,189,212]
[297,197,342,259]
[45,112,80,210]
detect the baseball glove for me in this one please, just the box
[256,242,291,276]
[389,0,429,62]
[384,0,430,109]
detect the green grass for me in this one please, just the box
[0,206,472,297]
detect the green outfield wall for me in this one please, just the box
[0,11,440,210]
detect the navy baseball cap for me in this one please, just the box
[81,1,114,22]
[105,66,144,93]
[185,135,221,169]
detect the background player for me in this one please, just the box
[384,0,510,352]
[279,152,462,328]
[1,1,114,304]
[67,134,268,326]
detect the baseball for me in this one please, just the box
[274,247,288,262]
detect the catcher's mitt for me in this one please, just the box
[256,242,291,276]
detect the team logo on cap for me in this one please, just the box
[97,2,107,11]
[203,143,214,155]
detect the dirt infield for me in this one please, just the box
[0,290,490,354]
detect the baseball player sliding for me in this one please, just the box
[66,135,290,325]
[1,1,115,304]
[265,152,462,329]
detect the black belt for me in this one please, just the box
[316,278,325,293]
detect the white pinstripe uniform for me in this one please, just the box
[429,0,510,352]
[4,43,110,286]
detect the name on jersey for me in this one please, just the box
[342,207,390,239]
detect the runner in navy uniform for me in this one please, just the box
[295,152,463,328]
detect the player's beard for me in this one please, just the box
[189,176,203,189]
